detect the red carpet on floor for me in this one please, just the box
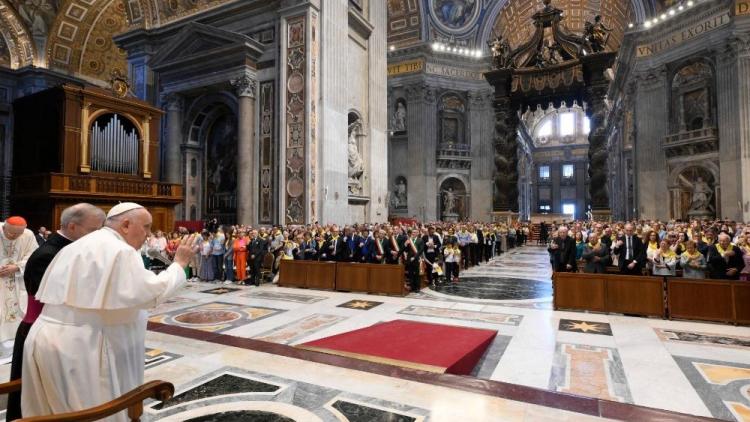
[298,320,496,375]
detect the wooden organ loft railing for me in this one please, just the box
[13,174,182,200]
[90,113,139,175]
[0,379,174,422]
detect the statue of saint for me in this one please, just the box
[395,179,407,208]
[689,177,712,212]
[348,122,365,193]
[489,35,512,69]
[391,102,407,132]
[442,188,457,214]
[584,15,611,53]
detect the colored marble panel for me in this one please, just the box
[185,411,294,422]
[151,373,281,410]
[655,328,750,350]
[254,314,346,345]
[150,302,284,333]
[673,356,750,421]
[433,276,552,300]
[145,348,181,369]
[559,319,613,336]
[398,305,523,326]
[549,343,633,403]
[331,400,417,422]
[241,291,328,304]
[201,287,242,295]
[337,300,383,310]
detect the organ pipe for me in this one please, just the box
[90,113,139,175]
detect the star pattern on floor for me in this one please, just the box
[337,300,383,310]
[558,319,613,336]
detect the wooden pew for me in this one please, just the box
[553,272,665,317]
[0,379,173,421]
[335,263,405,296]
[667,278,750,325]
[278,260,336,290]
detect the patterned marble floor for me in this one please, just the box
[1,246,748,421]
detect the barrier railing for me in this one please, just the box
[278,260,405,296]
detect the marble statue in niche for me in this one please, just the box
[391,100,407,133]
[689,177,713,214]
[390,177,407,209]
[442,188,457,214]
[433,0,477,29]
[348,120,365,195]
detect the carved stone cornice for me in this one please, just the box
[231,72,257,98]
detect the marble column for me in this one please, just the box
[232,72,257,226]
[586,82,610,212]
[162,93,183,184]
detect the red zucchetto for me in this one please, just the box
[5,216,27,226]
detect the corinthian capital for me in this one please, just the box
[231,72,257,98]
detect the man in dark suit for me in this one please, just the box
[548,227,577,272]
[320,226,349,262]
[7,203,105,421]
[613,223,646,275]
[422,226,442,286]
[403,228,424,292]
[707,233,744,280]
[248,230,268,286]
[696,230,714,257]
[581,233,611,273]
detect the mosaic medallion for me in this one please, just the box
[201,287,241,295]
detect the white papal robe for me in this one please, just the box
[0,224,37,342]
[21,227,186,421]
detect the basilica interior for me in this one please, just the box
[1,0,750,421]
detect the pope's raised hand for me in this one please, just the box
[174,234,198,268]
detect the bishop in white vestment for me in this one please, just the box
[21,203,196,421]
[0,217,38,347]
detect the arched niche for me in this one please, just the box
[668,163,719,220]
[438,176,468,222]
[670,60,715,133]
[438,93,467,150]
[347,110,366,196]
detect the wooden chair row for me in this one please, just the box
[553,272,750,325]
[278,260,406,296]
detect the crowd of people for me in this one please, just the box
[544,219,750,280]
[142,221,532,292]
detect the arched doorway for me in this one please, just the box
[438,177,468,222]
[204,112,238,222]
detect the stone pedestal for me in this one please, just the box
[687,209,713,220]
[442,212,459,223]
[591,209,612,222]
[491,211,518,225]
[348,195,369,224]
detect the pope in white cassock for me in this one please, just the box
[0,217,38,353]
[21,203,197,421]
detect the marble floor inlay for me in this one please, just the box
[253,314,347,345]
[240,291,328,304]
[432,276,552,300]
[656,329,750,350]
[398,305,523,326]
[145,348,182,369]
[201,287,242,295]
[559,319,613,336]
[337,300,383,310]
[673,356,750,421]
[151,372,282,411]
[549,343,633,403]
[150,302,285,333]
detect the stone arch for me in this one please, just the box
[0,0,35,68]
[183,92,238,146]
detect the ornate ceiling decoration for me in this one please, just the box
[0,0,35,68]
[124,0,239,29]
[494,0,633,51]
[387,0,422,47]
